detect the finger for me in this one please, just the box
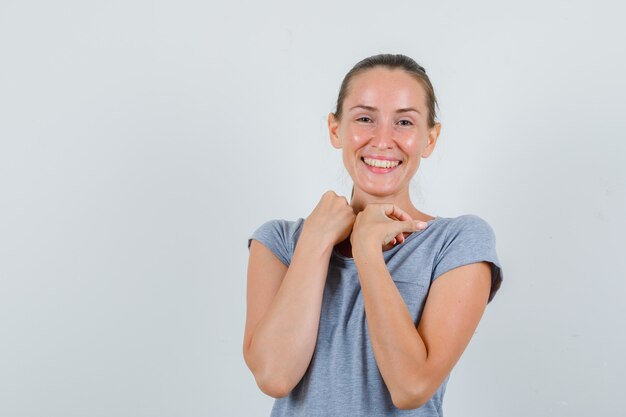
[381,208,400,222]
[383,204,414,222]
[398,219,427,236]
[384,234,400,246]
[384,229,410,246]
[387,213,399,221]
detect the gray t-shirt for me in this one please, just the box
[247,214,503,416]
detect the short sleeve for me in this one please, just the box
[431,215,503,303]
[247,218,305,267]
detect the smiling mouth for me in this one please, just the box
[361,157,402,169]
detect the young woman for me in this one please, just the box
[243,54,503,416]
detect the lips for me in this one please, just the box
[361,156,403,169]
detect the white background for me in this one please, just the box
[1,0,625,416]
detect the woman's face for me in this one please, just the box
[328,67,441,199]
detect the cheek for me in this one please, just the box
[341,128,370,151]
[401,135,426,153]
[397,139,417,157]
[343,123,372,141]
[347,133,368,147]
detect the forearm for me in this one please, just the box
[247,230,333,395]
[353,246,431,407]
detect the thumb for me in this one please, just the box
[411,220,429,231]
[392,219,424,238]
[413,220,428,230]
[384,220,428,245]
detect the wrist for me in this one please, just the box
[351,237,380,259]
[299,225,335,255]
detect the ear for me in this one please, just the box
[328,112,342,149]
[421,123,441,158]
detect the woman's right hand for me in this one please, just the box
[303,190,356,248]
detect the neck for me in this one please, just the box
[349,187,433,222]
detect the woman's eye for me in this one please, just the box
[357,117,372,123]
[398,120,413,126]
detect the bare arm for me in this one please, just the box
[243,230,333,398]
[243,191,356,398]
[350,204,492,409]
[354,244,491,409]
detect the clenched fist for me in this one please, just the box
[302,191,357,249]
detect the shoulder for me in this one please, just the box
[250,218,305,240]
[247,218,306,266]
[443,214,496,242]
[433,214,502,303]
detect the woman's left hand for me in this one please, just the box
[350,204,428,253]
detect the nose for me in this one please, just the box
[369,122,395,149]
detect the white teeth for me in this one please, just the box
[363,158,400,169]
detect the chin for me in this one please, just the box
[360,185,400,198]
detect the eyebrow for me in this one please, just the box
[349,105,422,115]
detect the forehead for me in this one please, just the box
[345,67,428,109]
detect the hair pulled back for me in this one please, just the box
[334,54,439,128]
